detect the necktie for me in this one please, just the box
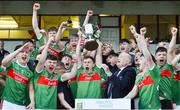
[107,69,121,98]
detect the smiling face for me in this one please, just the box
[48,31,57,39]
[69,37,79,50]
[102,43,112,56]
[16,50,30,66]
[116,52,131,68]
[119,42,130,53]
[45,59,57,74]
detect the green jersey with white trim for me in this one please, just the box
[136,65,161,109]
[2,60,33,105]
[34,70,62,109]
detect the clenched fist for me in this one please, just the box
[140,27,147,36]
[33,3,40,11]
[171,27,178,36]
[86,10,93,17]
[129,25,137,35]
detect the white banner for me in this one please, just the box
[75,99,131,109]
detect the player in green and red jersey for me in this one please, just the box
[34,36,78,109]
[171,52,180,109]
[125,26,161,109]
[58,10,93,60]
[74,31,108,98]
[0,65,6,107]
[1,42,34,110]
[172,69,180,109]
[155,27,178,109]
[32,3,67,59]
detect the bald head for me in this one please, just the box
[116,52,132,68]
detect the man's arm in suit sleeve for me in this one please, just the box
[108,67,136,90]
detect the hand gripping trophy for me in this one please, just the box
[80,21,101,51]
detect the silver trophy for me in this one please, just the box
[82,23,101,51]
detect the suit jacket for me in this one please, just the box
[0,49,9,63]
[107,66,136,98]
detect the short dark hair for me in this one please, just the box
[23,39,34,45]
[48,27,58,32]
[0,40,4,44]
[47,55,58,61]
[14,45,22,51]
[107,51,119,57]
[62,54,72,60]
[70,34,78,38]
[120,39,130,44]
[155,47,167,54]
[83,56,95,63]
[158,39,170,43]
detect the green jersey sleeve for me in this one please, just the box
[0,66,4,72]
[37,35,46,46]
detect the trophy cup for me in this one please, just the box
[82,23,100,51]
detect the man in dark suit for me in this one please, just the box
[107,52,136,98]
[0,40,10,64]
[105,52,136,108]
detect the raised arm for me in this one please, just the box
[171,53,180,67]
[129,25,142,52]
[96,40,103,67]
[35,37,53,72]
[1,43,30,67]
[140,27,150,48]
[134,27,154,69]
[61,35,80,81]
[76,30,84,67]
[167,27,178,64]
[61,57,77,82]
[55,21,69,50]
[82,10,93,26]
[32,3,42,39]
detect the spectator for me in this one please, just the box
[106,52,136,99]
[119,39,135,66]
[0,40,10,64]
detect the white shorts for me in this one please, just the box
[2,100,26,110]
